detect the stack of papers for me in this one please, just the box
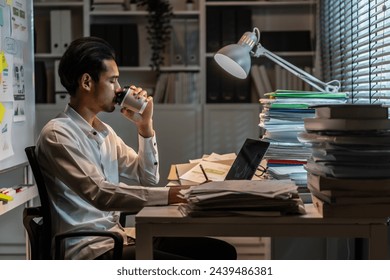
[178,180,306,217]
[259,90,348,192]
[297,104,390,217]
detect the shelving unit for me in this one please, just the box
[31,0,318,260]
[33,0,317,184]
[202,0,317,154]
[34,0,204,185]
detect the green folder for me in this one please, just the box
[266,90,348,99]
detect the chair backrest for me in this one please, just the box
[24,145,125,260]
[24,146,53,259]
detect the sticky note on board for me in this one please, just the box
[0,52,8,72]
[0,103,5,123]
[0,193,14,202]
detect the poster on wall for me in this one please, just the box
[10,0,27,42]
[13,55,25,121]
[0,101,14,161]
[0,0,34,169]
[0,52,13,101]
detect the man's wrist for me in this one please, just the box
[138,122,154,138]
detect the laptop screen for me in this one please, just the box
[225,138,270,180]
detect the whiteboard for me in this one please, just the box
[0,0,35,172]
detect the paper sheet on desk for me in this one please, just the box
[189,152,236,163]
[180,179,298,201]
[179,161,231,183]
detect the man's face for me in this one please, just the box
[92,59,120,113]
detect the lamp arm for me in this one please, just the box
[254,45,340,93]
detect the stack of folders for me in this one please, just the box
[298,103,390,217]
[259,90,348,197]
[178,180,306,217]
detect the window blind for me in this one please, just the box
[320,0,390,104]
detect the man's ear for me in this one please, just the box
[81,73,92,91]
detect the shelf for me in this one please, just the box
[34,1,84,8]
[90,10,199,16]
[119,65,201,72]
[0,186,38,216]
[206,1,317,7]
[35,53,63,59]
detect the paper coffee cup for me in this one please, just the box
[116,87,148,114]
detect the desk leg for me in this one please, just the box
[369,225,388,260]
[136,224,154,260]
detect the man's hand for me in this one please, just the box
[168,186,189,204]
[120,86,154,138]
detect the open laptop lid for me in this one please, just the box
[225,138,270,180]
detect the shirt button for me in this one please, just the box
[153,142,156,146]
[154,162,158,165]
[93,131,97,135]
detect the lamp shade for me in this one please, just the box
[214,30,258,79]
[214,45,251,79]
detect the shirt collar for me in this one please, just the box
[64,104,109,143]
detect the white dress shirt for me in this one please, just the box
[36,105,169,259]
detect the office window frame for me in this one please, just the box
[320,0,390,104]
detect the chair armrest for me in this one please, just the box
[119,211,138,226]
[23,207,44,260]
[23,206,42,218]
[54,231,124,260]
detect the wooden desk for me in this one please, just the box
[135,204,389,259]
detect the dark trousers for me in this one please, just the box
[95,237,237,260]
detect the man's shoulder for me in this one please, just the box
[40,113,77,134]
[44,112,71,126]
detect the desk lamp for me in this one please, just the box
[214,27,341,93]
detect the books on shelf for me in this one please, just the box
[170,19,199,66]
[170,19,186,66]
[185,19,199,66]
[258,65,272,94]
[91,23,139,66]
[153,72,199,104]
[251,65,266,99]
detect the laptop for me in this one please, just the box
[224,138,270,180]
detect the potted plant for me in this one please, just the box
[135,0,173,72]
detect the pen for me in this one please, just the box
[199,164,209,182]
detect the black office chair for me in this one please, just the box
[23,146,124,259]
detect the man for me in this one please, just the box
[36,37,236,260]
